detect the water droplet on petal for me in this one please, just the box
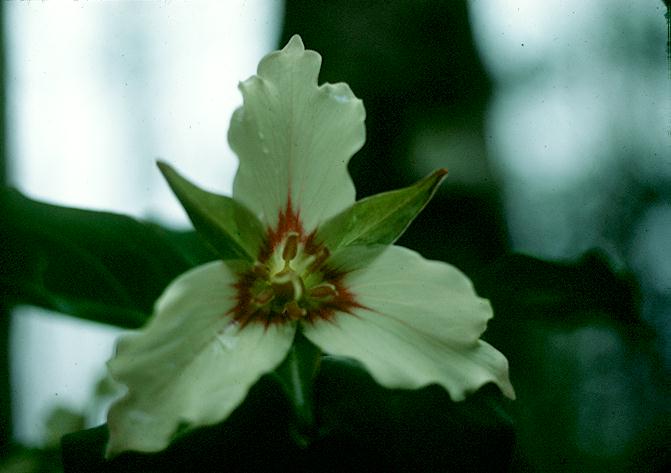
[215,323,239,352]
[216,334,237,351]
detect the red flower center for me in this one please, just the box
[230,200,362,327]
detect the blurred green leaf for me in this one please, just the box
[44,406,86,449]
[0,188,217,329]
[473,252,671,472]
[473,252,640,326]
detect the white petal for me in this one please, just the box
[303,245,515,401]
[230,35,365,232]
[106,261,295,456]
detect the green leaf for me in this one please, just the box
[106,261,295,457]
[303,244,515,401]
[229,35,366,232]
[316,169,447,250]
[0,188,217,328]
[158,161,264,262]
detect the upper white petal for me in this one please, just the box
[230,35,365,232]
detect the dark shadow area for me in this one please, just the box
[61,361,514,473]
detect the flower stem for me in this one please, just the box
[273,330,321,446]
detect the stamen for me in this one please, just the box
[284,300,306,320]
[253,287,274,305]
[307,246,330,272]
[272,279,296,301]
[308,283,337,300]
[292,276,305,301]
[273,267,292,281]
[282,232,299,262]
[252,262,269,278]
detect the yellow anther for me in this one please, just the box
[271,273,304,302]
[273,267,292,281]
[292,276,305,301]
[284,300,307,320]
[282,232,300,262]
[307,246,330,272]
[252,262,269,279]
[308,283,337,300]
[272,279,295,301]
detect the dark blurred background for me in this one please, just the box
[1,1,669,471]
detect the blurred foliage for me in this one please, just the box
[0,448,60,473]
[475,253,671,472]
[0,187,217,329]
[0,406,80,473]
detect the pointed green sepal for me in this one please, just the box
[158,161,264,262]
[317,168,448,250]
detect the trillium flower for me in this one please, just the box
[105,35,515,457]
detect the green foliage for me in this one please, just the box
[0,188,217,329]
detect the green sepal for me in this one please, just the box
[158,162,265,262]
[273,331,322,446]
[316,168,447,250]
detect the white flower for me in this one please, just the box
[105,35,514,457]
